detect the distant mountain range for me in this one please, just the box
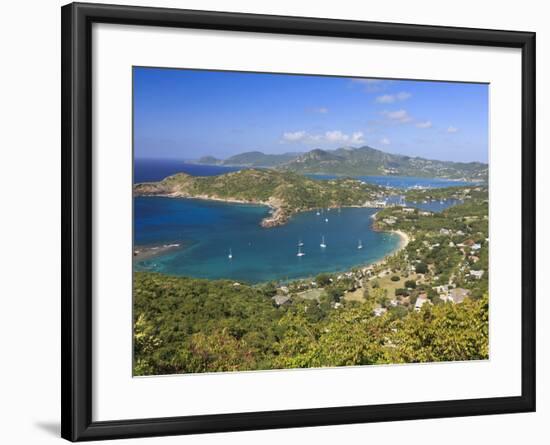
[196,151,299,168]
[194,146,487,181]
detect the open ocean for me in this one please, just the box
[133,159,465,283]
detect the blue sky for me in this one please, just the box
[134,67,488,163]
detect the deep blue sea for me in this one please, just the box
[133,159,465,283]
[134,159,242,183]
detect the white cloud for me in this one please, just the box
[351,132,364,143]
[382,109,413,123]
[380,137,391,145]
[416,120,433,129]
[447,126,459,133]
[376,92,411,103]
[282,131,306,141]
[376,94,395,104]
[325,130,346,142]
[281,130,364,145]
[311,107,328,114]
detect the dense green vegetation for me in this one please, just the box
[404,185,488,202]
[134,272,488,375]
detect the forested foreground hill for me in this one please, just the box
[134,169,387,226]
[133,272,488,376]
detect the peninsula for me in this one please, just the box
[134,169,390,227]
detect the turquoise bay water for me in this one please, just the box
[133,161,466,283]
[134,197,400,284]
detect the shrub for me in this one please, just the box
[316,273,332,287]
[415,262,428,274]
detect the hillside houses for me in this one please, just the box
[415,293,430,311]
[469,270,485,280]
[440,288,470,304]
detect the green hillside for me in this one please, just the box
[134,272,488,375]
[196,151,298,167]
[134,169,387,226]
[194,146,487,180]
[280,146,487,180]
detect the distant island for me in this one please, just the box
[134,169,389,227]
[197,151,299,168]
[193,146,488,181]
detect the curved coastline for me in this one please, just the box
[356,229,409,273]
[393,230,410,251]
[133,190,388,229]
[134,197,410,283]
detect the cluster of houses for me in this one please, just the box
[271,198,487,316]
[431,285,471,305]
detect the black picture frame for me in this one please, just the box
[61,2,536,441]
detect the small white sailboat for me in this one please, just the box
[325,217,329,223]
[228,248,233,260]
[320,236,327,248]
[298,239,304,247]
[296,246,305,257]
[316,210,320,216]
[358,240,363,249]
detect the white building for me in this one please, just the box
[470,270,485,279]
[414,294,430,311]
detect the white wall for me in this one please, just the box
[0,1,546,444]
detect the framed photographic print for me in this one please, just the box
[61,2,536,441]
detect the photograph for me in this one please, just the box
[132,67,489,376]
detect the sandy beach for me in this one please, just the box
[363,229,410,271]
[393,230,410,249]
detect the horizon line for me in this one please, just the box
[134,145,488,165]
